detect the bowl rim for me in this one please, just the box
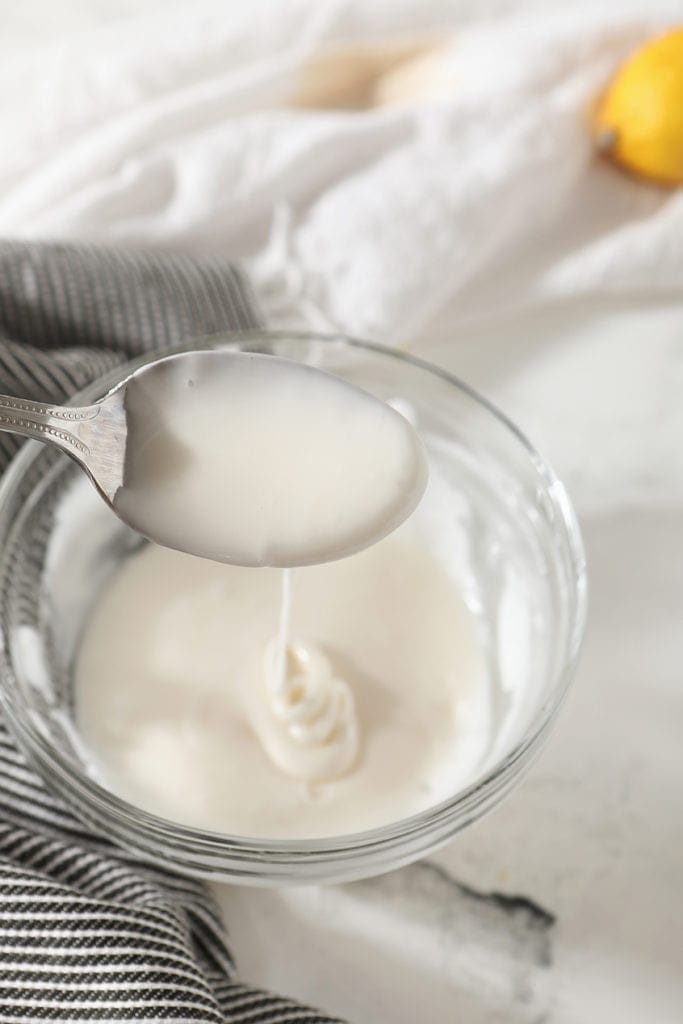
[0,330,587,880]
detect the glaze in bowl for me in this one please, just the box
[0,333,586,884]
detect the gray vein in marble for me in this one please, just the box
[345,860,555,1021]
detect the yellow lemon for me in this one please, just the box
[595,27,683,186]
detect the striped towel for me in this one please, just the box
[0,241,343,1024]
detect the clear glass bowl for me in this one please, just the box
[0,333,586,884]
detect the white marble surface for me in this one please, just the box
[215,299,683,1023]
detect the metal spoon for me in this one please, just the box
[0,349,427,566]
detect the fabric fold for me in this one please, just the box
[0,240,342,1024]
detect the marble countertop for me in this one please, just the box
[215,297,683,1024]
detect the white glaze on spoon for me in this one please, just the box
[114,351,428,566]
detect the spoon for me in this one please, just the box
[0,349,428,567]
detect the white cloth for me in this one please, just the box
[0,0,681,333]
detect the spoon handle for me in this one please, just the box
[0,394,98,458]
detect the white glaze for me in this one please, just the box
[260,631,360,782]
[114,351,428,567]
[75,529,491,839]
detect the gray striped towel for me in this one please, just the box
[0,241,343,1024]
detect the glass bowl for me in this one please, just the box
[0,333,586,885]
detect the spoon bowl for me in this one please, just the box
[0,349,428,566]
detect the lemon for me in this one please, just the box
[595,27,683,186]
